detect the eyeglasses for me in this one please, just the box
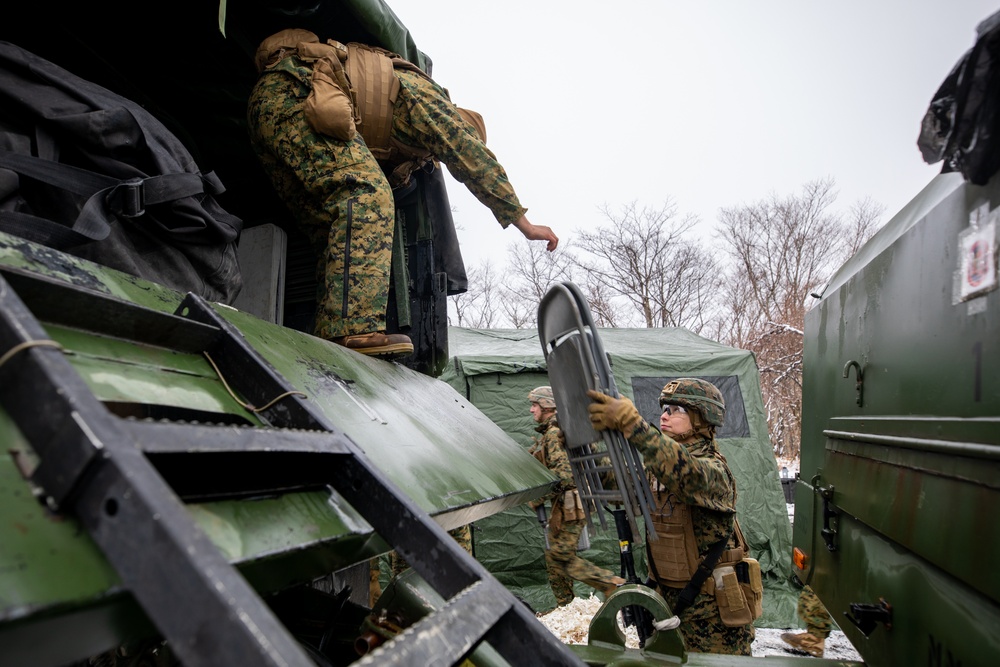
[662,405,687,416]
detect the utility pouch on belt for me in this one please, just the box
[737,557,763,619]
[712,556,763,627]
[713,564,752,627]
[563,489,584,522]
[300,41,357,141]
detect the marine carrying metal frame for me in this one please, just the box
[0,268,585,667]
[537,281,656,541]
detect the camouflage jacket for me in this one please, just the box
[629,419,738,555]
[391,69,527,227]
[527,414,574,511]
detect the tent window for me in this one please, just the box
[630,375,750,439]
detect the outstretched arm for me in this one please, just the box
[512,215,559,252]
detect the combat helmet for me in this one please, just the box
[659,378,725,427]
[528,386,556,409]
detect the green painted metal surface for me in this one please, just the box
[798,171,1000,666]
[0,237,557,664]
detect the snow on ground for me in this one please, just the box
[537,595,863,661]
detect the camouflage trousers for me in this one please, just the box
[799,585,832,638]
[247,65,395,339]
[545,519,619,606]
[658,585,755,655]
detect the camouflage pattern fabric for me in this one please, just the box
[248,54,531,340]
[391,70,527,227]
[799,585,833,638]
[529,414,620,606]
[659,585,755,654]
[659,378,726,427]
[629,418,754,655]
[247,57,395,340]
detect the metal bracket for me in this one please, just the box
[820,484,839,552]
[844,598,892,637]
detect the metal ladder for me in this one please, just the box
[0,269,584,667]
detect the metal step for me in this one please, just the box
[0,270,584,667]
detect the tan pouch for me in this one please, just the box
[738,557,764,620]
[562,489,584,521]
[713,565,753,627]
[304,57,356,141]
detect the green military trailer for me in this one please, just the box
[793,10,1000,666]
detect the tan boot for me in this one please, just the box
[780,631,825,658]
[333,332,413,358]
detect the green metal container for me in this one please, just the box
[796,171,1000,665]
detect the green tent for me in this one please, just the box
[440,326,798,628]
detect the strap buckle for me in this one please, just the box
[107,178,145,218]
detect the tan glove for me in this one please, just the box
[586,390,642,438]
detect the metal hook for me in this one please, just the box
[842,360,864,407]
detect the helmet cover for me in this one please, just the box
[659,378,725,427]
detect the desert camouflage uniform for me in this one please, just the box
[629,418,755,655]
[799,585,832,638]
[247,55,527,341]
[529,414,620,606]
[247,57,394,340]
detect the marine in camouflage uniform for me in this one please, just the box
[586,379,755,655]
[798,585,832,637]
[247,53,395,343]
[247,30,557,355]
[390,70,525,226]
[527,387,624,607]
[780,584,832,657]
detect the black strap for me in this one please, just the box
[674,532,731,615]
[0,150,220,248]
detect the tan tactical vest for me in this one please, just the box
[647,489,748,592]
[255,30,485,188]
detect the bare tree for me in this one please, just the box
[448,242,577,329]
[574,200,721,332]
[843,196,886,258]
[447,259,504,328]
[500,241,577,328]
[716,179,884,459]
[580,277,624,328]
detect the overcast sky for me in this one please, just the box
[385,1,998,271]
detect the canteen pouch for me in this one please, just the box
[713,558,763,627]
[713,565,754,627]
[737,557,764,620]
